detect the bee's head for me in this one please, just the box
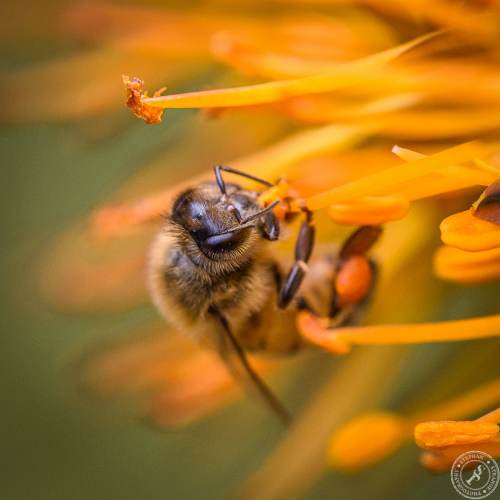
[170,183,277,262]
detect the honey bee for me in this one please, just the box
[148,165,381,424]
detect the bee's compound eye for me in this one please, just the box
[172,191,206,229]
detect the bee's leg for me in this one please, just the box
[339,225,382,259]
[296,226,382,354]
[208,306,291,426]
[260,211,280,241]
[330,225,382,318]
[278,210,315,309]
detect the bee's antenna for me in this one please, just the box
[214,165,227,195]
[214,165,274,195]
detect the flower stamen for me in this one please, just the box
[305,141,496,211]
[298,312,500,351]
[141,32,441,110]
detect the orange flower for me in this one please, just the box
[14,3,500,499]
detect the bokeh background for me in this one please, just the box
[1,1,499,499]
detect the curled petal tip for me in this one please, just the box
[328,196,409,225]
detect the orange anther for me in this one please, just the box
[123,75,165,125]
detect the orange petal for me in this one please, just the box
[434,245,500,283]
[392,146,497,189]
[440,209,500,252]
[421,440,500,472]
[209,12,397,79]
[415,420,499,449]
[306,141,495,211]
[337,314,500,345]
[148,356,239,428]
[37,224,150,312]
[328,412,407,471]
[90,186,182,240]
[63,2,253,57]
[328,196,409,225]
[143,32,441,109]
[147,350,274,427]
[81,328,200,397]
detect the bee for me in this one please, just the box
[148,165,381,424]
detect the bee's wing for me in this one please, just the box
[208,307,291,426]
